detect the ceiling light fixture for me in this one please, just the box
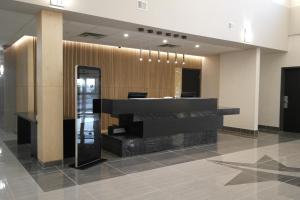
[157,50,161,63]
[0,65,4,77]
[50,0,64,7]
[182,54,186,65]
[195,44,200,48]
[167,52,170,64]
[123,33,129,38]
[139,49,143,62]
[174,53,178,64]
[148,50,152,62]
[163,39,168,44]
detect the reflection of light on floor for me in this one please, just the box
[0,148,2,155]
[0,180,6,190]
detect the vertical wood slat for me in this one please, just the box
[63,41,202,130]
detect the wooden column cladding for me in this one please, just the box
[63,41,202,131]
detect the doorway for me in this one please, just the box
[281,67,300,132]
[181,68,201,97]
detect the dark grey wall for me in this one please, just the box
[0,50,16,132]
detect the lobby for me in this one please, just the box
[0,0,300,199]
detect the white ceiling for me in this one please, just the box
[63,20,243,56]
[0,11,243,56]
[0,1,273,56]
[0,9,35,50]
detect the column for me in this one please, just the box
[219,48,261,132]
[36,10,63,165]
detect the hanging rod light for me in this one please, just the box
[167,52,170,64]
[157,50,161,63]
[139,49,143,62]
[148,50,152,62]
[174,53,178,64]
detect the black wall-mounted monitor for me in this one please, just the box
[128,92,147,99]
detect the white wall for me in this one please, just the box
[289,6,300,35]
[201,55,220,98]
[259,4,300,128]
[219,48,260,131]
[259,35,300,127]
[16,0,289,51]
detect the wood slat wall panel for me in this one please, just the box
[63,41,202,130]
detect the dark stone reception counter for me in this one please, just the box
[101,98,240,157]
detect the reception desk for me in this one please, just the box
[101,98,239,157]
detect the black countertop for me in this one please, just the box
[102,98,218,115]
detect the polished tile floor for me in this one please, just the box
[0,128,300,199]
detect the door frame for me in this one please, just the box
[280,66,300,131]
[181,68,202,97]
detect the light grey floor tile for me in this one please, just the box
[0,179,14,200]
[6,176,43,199]
[239,181,300,200]
[107,156,164,174]
[16,186,95,200]
[176,146,221,160]
[144,150,195,166]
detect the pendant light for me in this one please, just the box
[148,50,152,62]
[174,53,178,64]
[157,50,161,63]
[167,52,170,64]
[139,49,143,61]
[182,54,186,65]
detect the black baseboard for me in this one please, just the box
[38,159,63,168]
[222,126,258,138]
[258,125,280,133]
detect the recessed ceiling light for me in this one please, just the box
[138,28,145,32]
[163,39,168,44]
[124,33,129,38]
[195,44,200,48]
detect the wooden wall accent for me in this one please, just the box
[14,36,36,114]
[63,41,202,130]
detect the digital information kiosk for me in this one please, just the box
[75,66,102,169]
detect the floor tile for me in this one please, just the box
[16,186,95,200]
[62,163,124,185]
[1,126,300,199]
[176,146,221,160]
[0,179,14,200]
[6,176,43,199]
[32,171,76,192]
[22,162,58,175]
[239,181,300,200]
[144,150,195,166]
[107,156,164,174]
